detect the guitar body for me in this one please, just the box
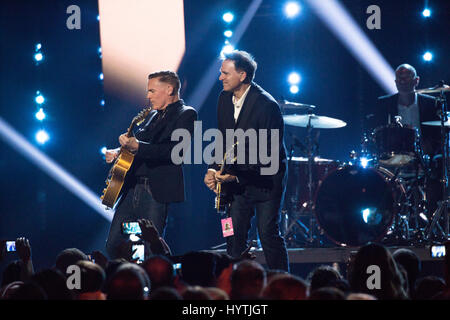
[101,148,135,208]
[100,107,151,209]
[215,182,232,214]
[214,142,238,214]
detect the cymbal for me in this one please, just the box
[422,120,450,127]
[417,84,450,94]
[279,100,316,110]
[283,114,347,129]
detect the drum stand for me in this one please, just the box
[284,119,322,247]
[425,87,449,242]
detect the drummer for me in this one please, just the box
[368,63,442,211]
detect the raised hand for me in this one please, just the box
[15,237,31,262]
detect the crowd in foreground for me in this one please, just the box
[1,220,449,300]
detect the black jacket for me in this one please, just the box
[210,83,287,201]
[127,100,197,203]
[371,93,440,156]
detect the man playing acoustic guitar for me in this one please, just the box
[104,71,197,260]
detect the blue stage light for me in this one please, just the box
[422,8,431,18]
[35,108,46,121]
[360,157,369,168]
[100,99,105,106]
[34,53,44,62]
[34,43,44,64]
[224,30,233,38]
[221,44,235,57]
[35,93,45,105]
[100,146,107,155]
[222,12,234,23]
[35,130,49,145]
[423,51,433,62]
[288,72,301,85]
[284,1,301,18]
[99,73,104,80]
[289,85,299,94]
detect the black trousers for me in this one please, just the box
[105,179,168,260]
[226,192,289,272]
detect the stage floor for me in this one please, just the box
[212,245,443,265]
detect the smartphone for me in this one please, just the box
[122,222,142,235]
[132,244,145,264]
[6,241,16,252]
[173,263,182,276]
[430,245,446,258]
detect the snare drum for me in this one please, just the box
[372,125,419,166]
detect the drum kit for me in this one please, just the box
[280,83,450,248]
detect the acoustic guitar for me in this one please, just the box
[101,107,152,208]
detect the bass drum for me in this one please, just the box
[285,157,339,213]
[314,165,405,247]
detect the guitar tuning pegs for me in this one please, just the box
[100,195,104,200]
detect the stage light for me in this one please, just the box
[35,130,49,145]
[422,8,431,18]
[99,73,104,80]
[284,1,301,18]
[35,108,46,121]
[97,15,100,21]
[289,85,299,94]
[36,43,42,50]
[304,0,397,94]
[360,157,369,168]
[34,52,43,62]
[35,93,45,105]
[223,12,234,23]
[0,117,114,221]
[224,30,233,38]
[100,146,107,155]
[100,99,105,106]
[423,51,433,62]
[221,44,235,57]
[288,72,301,85]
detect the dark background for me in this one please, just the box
[1,0,449,274]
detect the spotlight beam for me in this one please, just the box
[187,0,263,111]
[304,0,397,94]
[0,117,113,221]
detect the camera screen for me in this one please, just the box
[6,241,16,252]
[132,244,145,263]
[122,222,142,235]
[173,263,182,270]
[431,245,446,258]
